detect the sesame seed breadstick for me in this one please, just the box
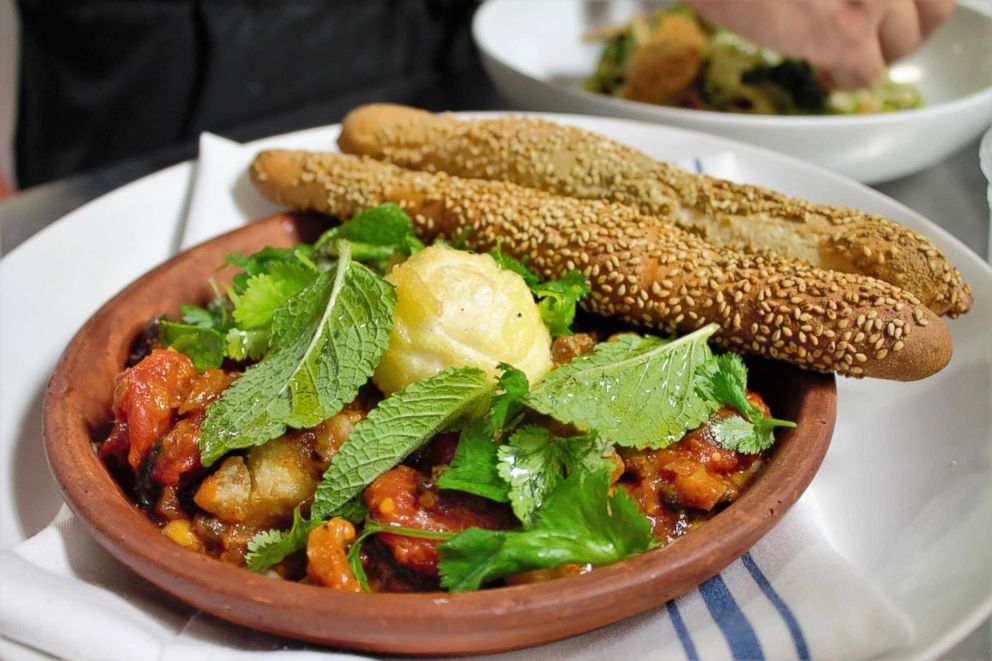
[250,149,952,381]
[337,104,971,318]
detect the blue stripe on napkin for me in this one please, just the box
[699,574,764,660]
[666,601,699,660]
[742,552,810,659]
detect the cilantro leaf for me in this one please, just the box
[178,280,233,332]
[232,262,317,330]
[224,328,270,362]
[245,498,368,574]
[533,271,592,337]
[315,203,425,266]
[244,507,322,573]
[695,353,795,454]
[488,240,590,337]
[526,325,719,448]
[497,426,559,524]
[489,240,540,287]
[199,244,396,466]
[179,303,219,329]
[157,321,225,371]
[498,426,610,524]
[696,353,751,414]
[311,367,496,520]
[226,245,315,295]
[435,364,529,502]
[438,469,657,591]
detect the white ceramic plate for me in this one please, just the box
[473,0,992,184]
[1,115,990,658]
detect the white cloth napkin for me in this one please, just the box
[0,134,915,660]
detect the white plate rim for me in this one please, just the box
[472,0,992,129]
[2,112,989,660]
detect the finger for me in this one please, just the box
[916,0,955,39]
[825,38,887,89]
[878,1,924,62]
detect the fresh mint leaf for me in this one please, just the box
[533,271,592,338]
[695,352,795,454]
[199,244,396,466]
[157,321,225,371]
[332,496,370,525]
[526,325,719,448]
[497,427,610,524]
[315,203,425,264]
[311,367,496,520]
[438,469,657,591]
[232,262,317,330]
[435,364,529,502]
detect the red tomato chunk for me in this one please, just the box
[363,466,515,578]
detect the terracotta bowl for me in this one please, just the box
[43,212,836,656]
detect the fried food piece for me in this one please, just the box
[306,518,363,591]
[336,104,971,317]
[622,14,709,104]
[250,149,951,381]
[194,435,323,529]
[373,243,553,394]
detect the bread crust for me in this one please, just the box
[337,104,972,318]
[250,149,952,381]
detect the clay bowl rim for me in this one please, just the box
[43,213,836,656]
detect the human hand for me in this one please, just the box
[685,0,955,88]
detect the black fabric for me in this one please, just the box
[15,0,483,187]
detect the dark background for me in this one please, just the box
[16,0,488,188]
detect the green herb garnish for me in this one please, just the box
[315,203,424,268]
[434,364,529,502]
[489,240,591,338]
[497,426,610,524]
[310,366,496,520]
[199,242,395,466]
[525,324,718,448]
[695,353,796,454]
[231,261,316,331]
[245,499,368,574]
[437,469,657,591]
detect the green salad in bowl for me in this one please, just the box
[585,4,922,115]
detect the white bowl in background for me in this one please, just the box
[473,0,992,184]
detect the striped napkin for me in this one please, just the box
[0,133,914,660]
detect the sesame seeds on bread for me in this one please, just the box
[250,149,952,381]
[337,104,971,318]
